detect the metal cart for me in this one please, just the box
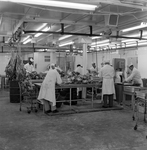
[19,83,38,114]
[133,89,147,133]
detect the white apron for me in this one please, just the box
[102,78,115,95]
[99,64,115,100]
[38,69,62,106]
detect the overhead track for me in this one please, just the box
[24,30,147,40]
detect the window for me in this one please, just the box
[44,56,50,62]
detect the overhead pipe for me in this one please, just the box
[24,30,147,40]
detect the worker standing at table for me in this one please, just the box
[24,58,35,74]
[124,63,143,86]
[75,64,83,75]
[38,64,62,113]
[74,64,83,99]
[99,60,115,108]
[90,62,98,76]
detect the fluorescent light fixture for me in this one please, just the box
[2,0,98,11]
[36,23,47,31]
[59,41,74,47]
[23,38,31,44]
[59,35,73,41]
[91,36,102,40]
[138,42,147,46]
[91,39,109,46]
[66,50,70,52]
[34,26,50,37]
[122,39,139,43]
[22,36,30,42]
[122,22,147,33]
[126,43,137,47]
[91,42,109,48]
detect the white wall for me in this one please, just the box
[34,52,57,73]
[74,47,141,77]
[21,52,34,60]
[0,53,11,76]
[138,47,147,78]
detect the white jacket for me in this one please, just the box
[125,67,143,86]
[24,63,35,73]
[38,68,62,106]
[75,66,83,75]
[99,64,115,95]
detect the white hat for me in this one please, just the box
[128,63,133,67]
[50,63,55,67]
[104,60,110,64]
[30,58,34,62]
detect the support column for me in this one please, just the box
[78,37,92,99]
[82,43,88,75]
[82,43,88,98]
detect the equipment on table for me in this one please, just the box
[123,85,140,108]
[133,89,147,133]
[113,58,125,104]
[19,82,38,114]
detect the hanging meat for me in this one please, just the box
[15,53,26,81]
[5,51,17,81]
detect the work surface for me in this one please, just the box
[34,83,98,88]
[0,89,147,150]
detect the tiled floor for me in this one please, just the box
[0,89,147,150]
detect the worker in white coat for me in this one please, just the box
[75,64,83,99]
[99,60,115,108]
[38,64,62,113]
[24,58,35,73]
[75,64,83,75]
[124,63,143,86]
[89,62,98,76]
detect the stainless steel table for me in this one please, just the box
[35,83,97,109]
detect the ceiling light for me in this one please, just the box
[91,39,109,46]
[91,43,109,48]
[59,35,73,41]
[22,36,30,42]
[122,22,147,33]
[122,39,139,43]
[91,36,102,40]
[36,23,47,31]
[23,38,31,44]
[2,0,98,11]
[59,41,74,47]
[35,26,50,37]
[138,42,147,46]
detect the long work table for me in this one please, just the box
[34,83,98,109]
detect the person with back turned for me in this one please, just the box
[99,60,115,108]
[38,64,62,113]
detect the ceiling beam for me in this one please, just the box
[24,17,104,27]
[24,30,147,40]
[60,0,147,10]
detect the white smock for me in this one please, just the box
[24,63,35,73]
[75,66,83,93]
[37,68,62,106]
[75,66,83,75]
[125,67,143,87]
[99,64,115,95]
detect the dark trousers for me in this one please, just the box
[103,94,113,107]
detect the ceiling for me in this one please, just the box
[0,0,147,53]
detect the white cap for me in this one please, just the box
[104,60,110,64]
[50,63,55,67]
[128,63,133,67]
[30,58,34,62]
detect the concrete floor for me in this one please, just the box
[0,90,147,150]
